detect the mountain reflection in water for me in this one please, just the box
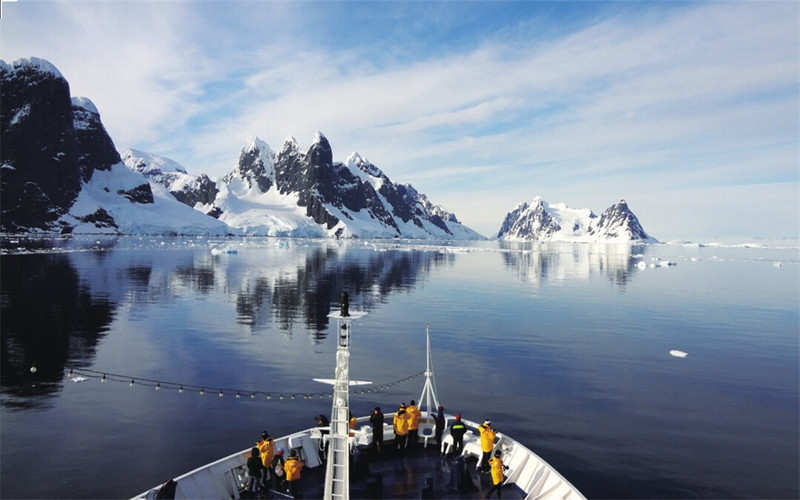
[1,237,641,411]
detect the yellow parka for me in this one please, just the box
[393,410,410,436]
[489,456,505,485]
[479,424,496,453]
[407,404,421,430]
[257,438,274,467]
[284,456,302,481]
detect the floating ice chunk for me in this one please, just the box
[669,350,688,358]
[211,247,238,255]
[71,376,89,383]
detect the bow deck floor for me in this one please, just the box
[248,443,525,499]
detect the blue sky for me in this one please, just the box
[2,1,798,242]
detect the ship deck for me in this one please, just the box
[244,441,525,499]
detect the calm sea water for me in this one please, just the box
[1,236,797,499]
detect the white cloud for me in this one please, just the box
[1,1,797,242]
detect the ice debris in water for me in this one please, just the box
[669,350,688,358]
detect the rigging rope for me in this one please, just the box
[59,365,425,401]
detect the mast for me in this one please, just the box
[417,323,440,416]
[322,292,366,500]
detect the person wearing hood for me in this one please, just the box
[487,450,509,498]
[257,431,275,487]
[284,450,303,497]
[434,406,446,452]
[245,447,264,494]
[449,413,467,456]
[478,419,497,472]
[369,407,385,453]
[393,404,410,456]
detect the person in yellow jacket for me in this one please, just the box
[257,431,275,487]
[406,400,422,449]
[284,450,303,497]
[349,411,358,436]
[478,419,496,471]
[487,450,509,498]
[393,405,410,456]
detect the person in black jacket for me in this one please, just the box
[434,406,446,453]
[369,407,385,453]
[449,413,467,457]
[246,447,264,494]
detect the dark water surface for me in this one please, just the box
[1,236,797,499]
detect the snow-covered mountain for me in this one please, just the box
[2,56,654,243]
[124,132,484,239]
[2,57,480,239]
[497,197,657,243]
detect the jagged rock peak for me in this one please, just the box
[588,199,655,242]
[346,152,384,178]
[243,134,273,154]
[307,131,332,168]
[279,136,301,156]
[226,135,276,192]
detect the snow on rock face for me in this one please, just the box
[64,164,232,236]
[497,198,564,240]
[497,197,657,243]
[70,96,99,115]
[346,152,384,179]
[1,57,64,79]
[119,148,218,209]
[588,199,656,242]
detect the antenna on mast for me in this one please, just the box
[418,323,440,416]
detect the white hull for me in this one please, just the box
[133,413,585,500]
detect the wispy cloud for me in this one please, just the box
[2,1,796,241]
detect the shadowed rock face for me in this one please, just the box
[1,59,144,233]
[71,100,122,181]
[1,61,82,232]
